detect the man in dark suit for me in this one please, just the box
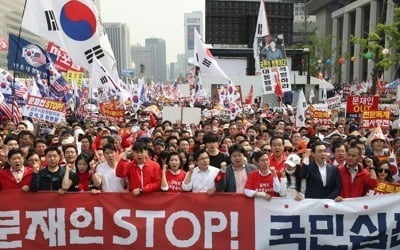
[215,144,257,193]
[300,141,341,199]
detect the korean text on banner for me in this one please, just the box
[22,95,65,123]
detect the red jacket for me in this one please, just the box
[116,158,161,193]
[0,167,33,190]
[338,165,378,198]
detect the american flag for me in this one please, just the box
[0,92,20,123]
[50,80,66,92]
[31,51,46,65]
[46,51,72,94]
[14,82,28,99]
[0,102,12,119]
[11,100,21,124]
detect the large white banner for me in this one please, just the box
[255,194,400,249]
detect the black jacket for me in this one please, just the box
[300,161,341,199]
[30,166,77,192]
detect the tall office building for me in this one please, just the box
[0,0,45,68]
[306,0,396,83]
[104,22,132,76]
[292,2,316,44]
[184,11,203,74]
[145,38,167,82]
[131,44,153,80]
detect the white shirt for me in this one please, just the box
[96,162,127,192]
[233,166,248,194]
[182,165,220,193]
[279,175,306,198]
[347,166,358,183]
[317,163,327,187]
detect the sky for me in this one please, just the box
[100,0,205,64]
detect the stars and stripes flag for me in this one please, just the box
[0,92,20,123]
[45,52,73,101]
[0,92,12,119]
[11,100,21,124]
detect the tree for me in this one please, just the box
[351,7,400,95]
[303,35,339,80]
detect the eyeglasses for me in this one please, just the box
[284,148,293,152]
[377,168,390,174]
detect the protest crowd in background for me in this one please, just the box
[0,99,399,201]
[0,0,399,201]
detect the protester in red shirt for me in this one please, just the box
[74,154,96,192]
[161,152,186,192]
[244,150,280,200]
[116,141,161,195]
[335,146,377,201]
[0,149,33,191]
[269,136,286,171]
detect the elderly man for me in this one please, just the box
[335,146,377,201]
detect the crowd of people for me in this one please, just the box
[0,106,399,202]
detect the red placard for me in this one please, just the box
[346,95,379,113]
[46,42,83,72]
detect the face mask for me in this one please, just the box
[285,168,296,175]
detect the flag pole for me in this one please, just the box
[11,0,28,121]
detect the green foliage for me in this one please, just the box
[301,34,339,77]
[351,7,400,93]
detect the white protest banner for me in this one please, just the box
[162,106,182,123]
[22,95,65,123]
[327,95,341,109]
[255,194,400,249]
[162,106,201,124]
[182,107,201,124]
